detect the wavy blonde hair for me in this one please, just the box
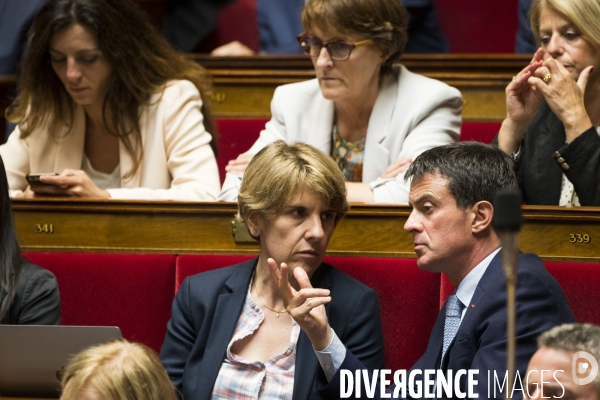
[60,340,177,400]
[238,141,349,229]
[530,0,600,48]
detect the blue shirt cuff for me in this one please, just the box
[314,329,345,382]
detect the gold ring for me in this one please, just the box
[543,73,552,84]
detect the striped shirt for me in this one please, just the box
[211,283,300,399]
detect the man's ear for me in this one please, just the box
[245,211,263,238]
[471,201,494,234]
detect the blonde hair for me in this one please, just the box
[530,0,600,48]
[238,141,349,227]
[60,340,177,400]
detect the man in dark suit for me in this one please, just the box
[273,142,575,399]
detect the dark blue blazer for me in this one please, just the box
[318,252,575,400]
[159,258,385,400]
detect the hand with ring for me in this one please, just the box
[528,57,594,142]
[543,73,552,84]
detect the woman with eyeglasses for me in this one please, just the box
[219,0,461,204]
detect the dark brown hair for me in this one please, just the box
[7,0,217,178]
[405,142,518,210]
[0,155,23,323]
[301,0,408,75]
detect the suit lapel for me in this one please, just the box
[534,107,565,204]
[292,264,331,400]
[363,72,398,182]
[193,260,256,400]
[53,106,86,173]
[439,254,504,370]
[307,92,335,154]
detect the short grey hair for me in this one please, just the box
[538,323,600,394]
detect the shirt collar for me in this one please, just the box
[456,247,501,309]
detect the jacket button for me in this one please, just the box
[557,157,565,164]
[561,163,570,171]
[553,151,561,158]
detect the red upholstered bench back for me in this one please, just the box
[460,122,501,144]
[196,0,259,53]
[325,256,440,371]
[175,255,440,371]
[215,118,268,184]
[545,262,600,326]
[23,253,176,352]
[175,254,255,290]
[435,0,519,53]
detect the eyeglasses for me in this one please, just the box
[296,35,374,61]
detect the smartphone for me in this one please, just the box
[26,173,59,186]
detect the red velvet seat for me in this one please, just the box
[196,0,259,53]
[175,254,255,290]
[215,118,267,184]
[23,252,176,352]
[460,122,501,144]
[325,256,440,371]
[545,262,600,326]
[435,0,519,53]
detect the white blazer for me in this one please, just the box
[219,65,462,203]
[1,80,220,201]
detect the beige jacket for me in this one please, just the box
[1,80,220,201]
[219,65,462,203]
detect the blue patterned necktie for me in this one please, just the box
[440,293,464,368]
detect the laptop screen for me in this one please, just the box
[0,325,122,398]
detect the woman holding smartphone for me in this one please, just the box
[1,0,220,201]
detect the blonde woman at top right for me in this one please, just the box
[496,0,600,206]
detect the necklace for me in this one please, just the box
[253,272,287,318]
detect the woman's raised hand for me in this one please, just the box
[28,169,110,198]
[529,58,594,143]
[499,48,551,154]
[267,258,333,350]
[506,49,547,126]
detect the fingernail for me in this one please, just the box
[591,67,594,74]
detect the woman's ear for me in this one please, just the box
[471,201,494,234]
[245,211,263,237]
